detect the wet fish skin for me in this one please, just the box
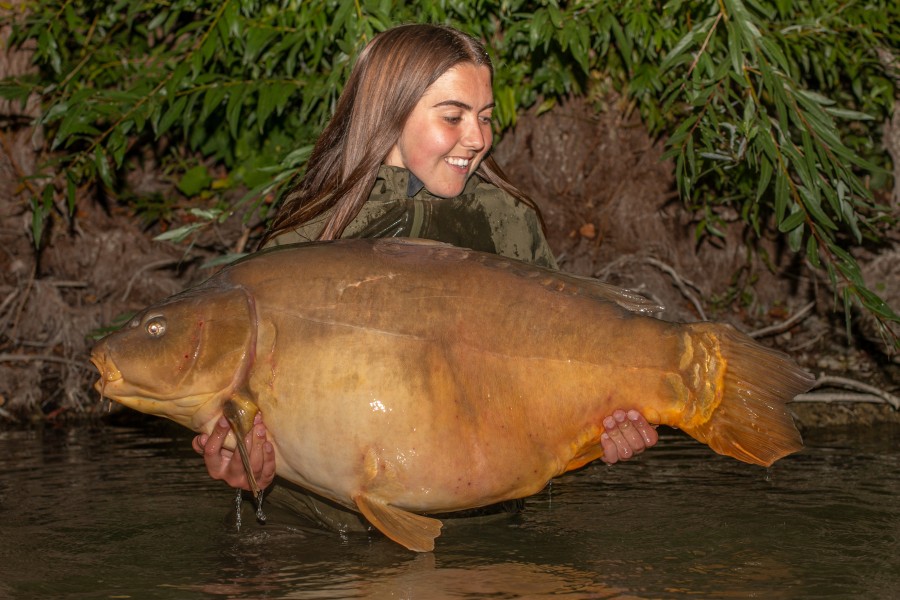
[91,238,814,552]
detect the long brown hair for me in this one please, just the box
[261,24,541,247]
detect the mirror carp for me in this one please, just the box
[91,238,814,552]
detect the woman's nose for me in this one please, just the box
[461,118,488,152]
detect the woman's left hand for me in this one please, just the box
[600,409,659,464]
[192,412,277,490]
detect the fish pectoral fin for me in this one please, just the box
[222,394,262,504]
[222,393,258,438]
[354,493,443,552]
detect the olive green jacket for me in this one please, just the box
[268,165,558,269]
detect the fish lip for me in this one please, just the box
[89,351,123,393]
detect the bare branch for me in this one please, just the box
[121,259,181,302]
[642,257,707,320]
[749,301,816,338]
[793,374,900,410]
[0,353,95,372]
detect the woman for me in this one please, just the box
[194,23,658,531]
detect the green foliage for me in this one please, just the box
[655,0,899,338]
[3,0,898,342]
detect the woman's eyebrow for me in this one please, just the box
[433,100,496,111]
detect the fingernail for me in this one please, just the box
[603,416,616,429]
[627,410,640,421]
[218,416,229,428]
[614,411,626,422]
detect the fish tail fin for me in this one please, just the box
[676,324,814,467]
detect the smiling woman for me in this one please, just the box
[260,23,532,248]
[193,23,660,539]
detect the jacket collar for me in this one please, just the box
[376,165,481,199]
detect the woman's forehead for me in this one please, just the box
[422,64,494,110]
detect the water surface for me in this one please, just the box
[0,421,897,599]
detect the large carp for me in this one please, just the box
[91,238,813,552]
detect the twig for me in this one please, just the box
[792,393,897,406]
[0,288,18,317]
[5,264,35,341]
[642,257,707,320]
[0,405,19,423]
[788,330,826,352]
[234,226,251,255]
[121,259,180,302]
[685,12,724,82]
[0,353,96,372]
[793,374,900,410]
[749,301,816,338]
[46,280,88,288]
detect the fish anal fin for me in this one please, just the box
[564,446,606,473]
[562,426,606,473]
[355,493,443,552]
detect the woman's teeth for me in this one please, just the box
[446,157,470,168]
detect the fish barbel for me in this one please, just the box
[91,238,813,551]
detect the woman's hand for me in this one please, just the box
[192,412,277,490]
[600,409,659,464]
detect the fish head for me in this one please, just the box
[91,286,256,431]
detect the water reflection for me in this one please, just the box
[0,421,897,599]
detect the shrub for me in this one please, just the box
[3,0,898,345]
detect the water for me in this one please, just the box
[0,420,897,599]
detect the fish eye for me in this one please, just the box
[146,317,167,337]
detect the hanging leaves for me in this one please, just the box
[655,0,898,340]
[1,0,897,344]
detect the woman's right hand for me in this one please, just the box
[192,412,277,491]
[600,409,659,464]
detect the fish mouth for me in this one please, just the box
[89,346,125,408]
[90,348,122,387]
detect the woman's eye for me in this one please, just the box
[479,115,493,125]
[443,116,462,124]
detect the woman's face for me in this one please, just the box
[384,63,494,198]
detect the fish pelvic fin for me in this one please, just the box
[675,324,814,467]
[355,493,443,552]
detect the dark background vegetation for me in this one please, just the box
[0,0,897,426]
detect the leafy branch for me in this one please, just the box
[2,0,897,347]
[657,0,897,343]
